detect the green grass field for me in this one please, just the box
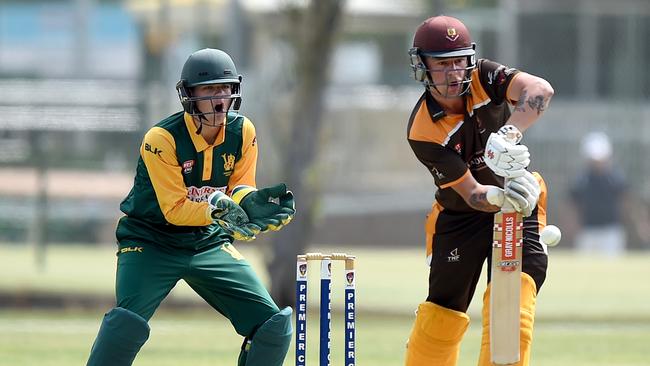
[1,244,649,365]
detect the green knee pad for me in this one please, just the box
[86,307,150,366]
[238,307,293,366]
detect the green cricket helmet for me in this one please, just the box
[408,15,476,97]
[176,48,243,118]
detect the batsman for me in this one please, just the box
[404,16,554,365]
[86,48,296,366]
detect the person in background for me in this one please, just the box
[569,132,632,256]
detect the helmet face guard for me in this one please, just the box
[409,15,477,97]
[176,79,242,127]
[176,48,243,127]
[409,45,476,97]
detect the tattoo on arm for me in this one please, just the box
[514,90,527,112]
[468,192,500,212]
[527,95,548,115]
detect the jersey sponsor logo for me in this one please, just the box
[221,153,235,176]
[182,160,195,174]
[469,152,486,169]
[447,248,460,262]
[186,185,226,202]
[144,143,162,156]
[252,136,257,147]
[119,246,143,254]
[446,27,459,42]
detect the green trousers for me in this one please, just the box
[115,241,279,337]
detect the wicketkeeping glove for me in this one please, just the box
[207,191,261,241]
[484,125,530,178]
[232,183,296,232]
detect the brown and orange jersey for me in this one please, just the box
[407,59,520,212]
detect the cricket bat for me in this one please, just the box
[489,190,523,365]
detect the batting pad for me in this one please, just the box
[404,302,469,366]
[86,307,150,366]
[239,306,293,366]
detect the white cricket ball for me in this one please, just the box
[540,225,562,247]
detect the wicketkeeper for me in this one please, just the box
[404,16,554,366]
[86,48,296,366]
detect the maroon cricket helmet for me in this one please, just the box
[413,15,475,58]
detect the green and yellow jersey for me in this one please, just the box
[116,111,258,250]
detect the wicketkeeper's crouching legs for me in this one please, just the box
[477,272,537,366]
[404,302,470,366]
[86,307,150,366]
[237,306,293,366]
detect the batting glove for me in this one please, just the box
[485,171,540,217]
[486,185,506,207]
[484,125,530,178]
[504,171,541,217]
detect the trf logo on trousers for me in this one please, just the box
[447,248,460,262]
